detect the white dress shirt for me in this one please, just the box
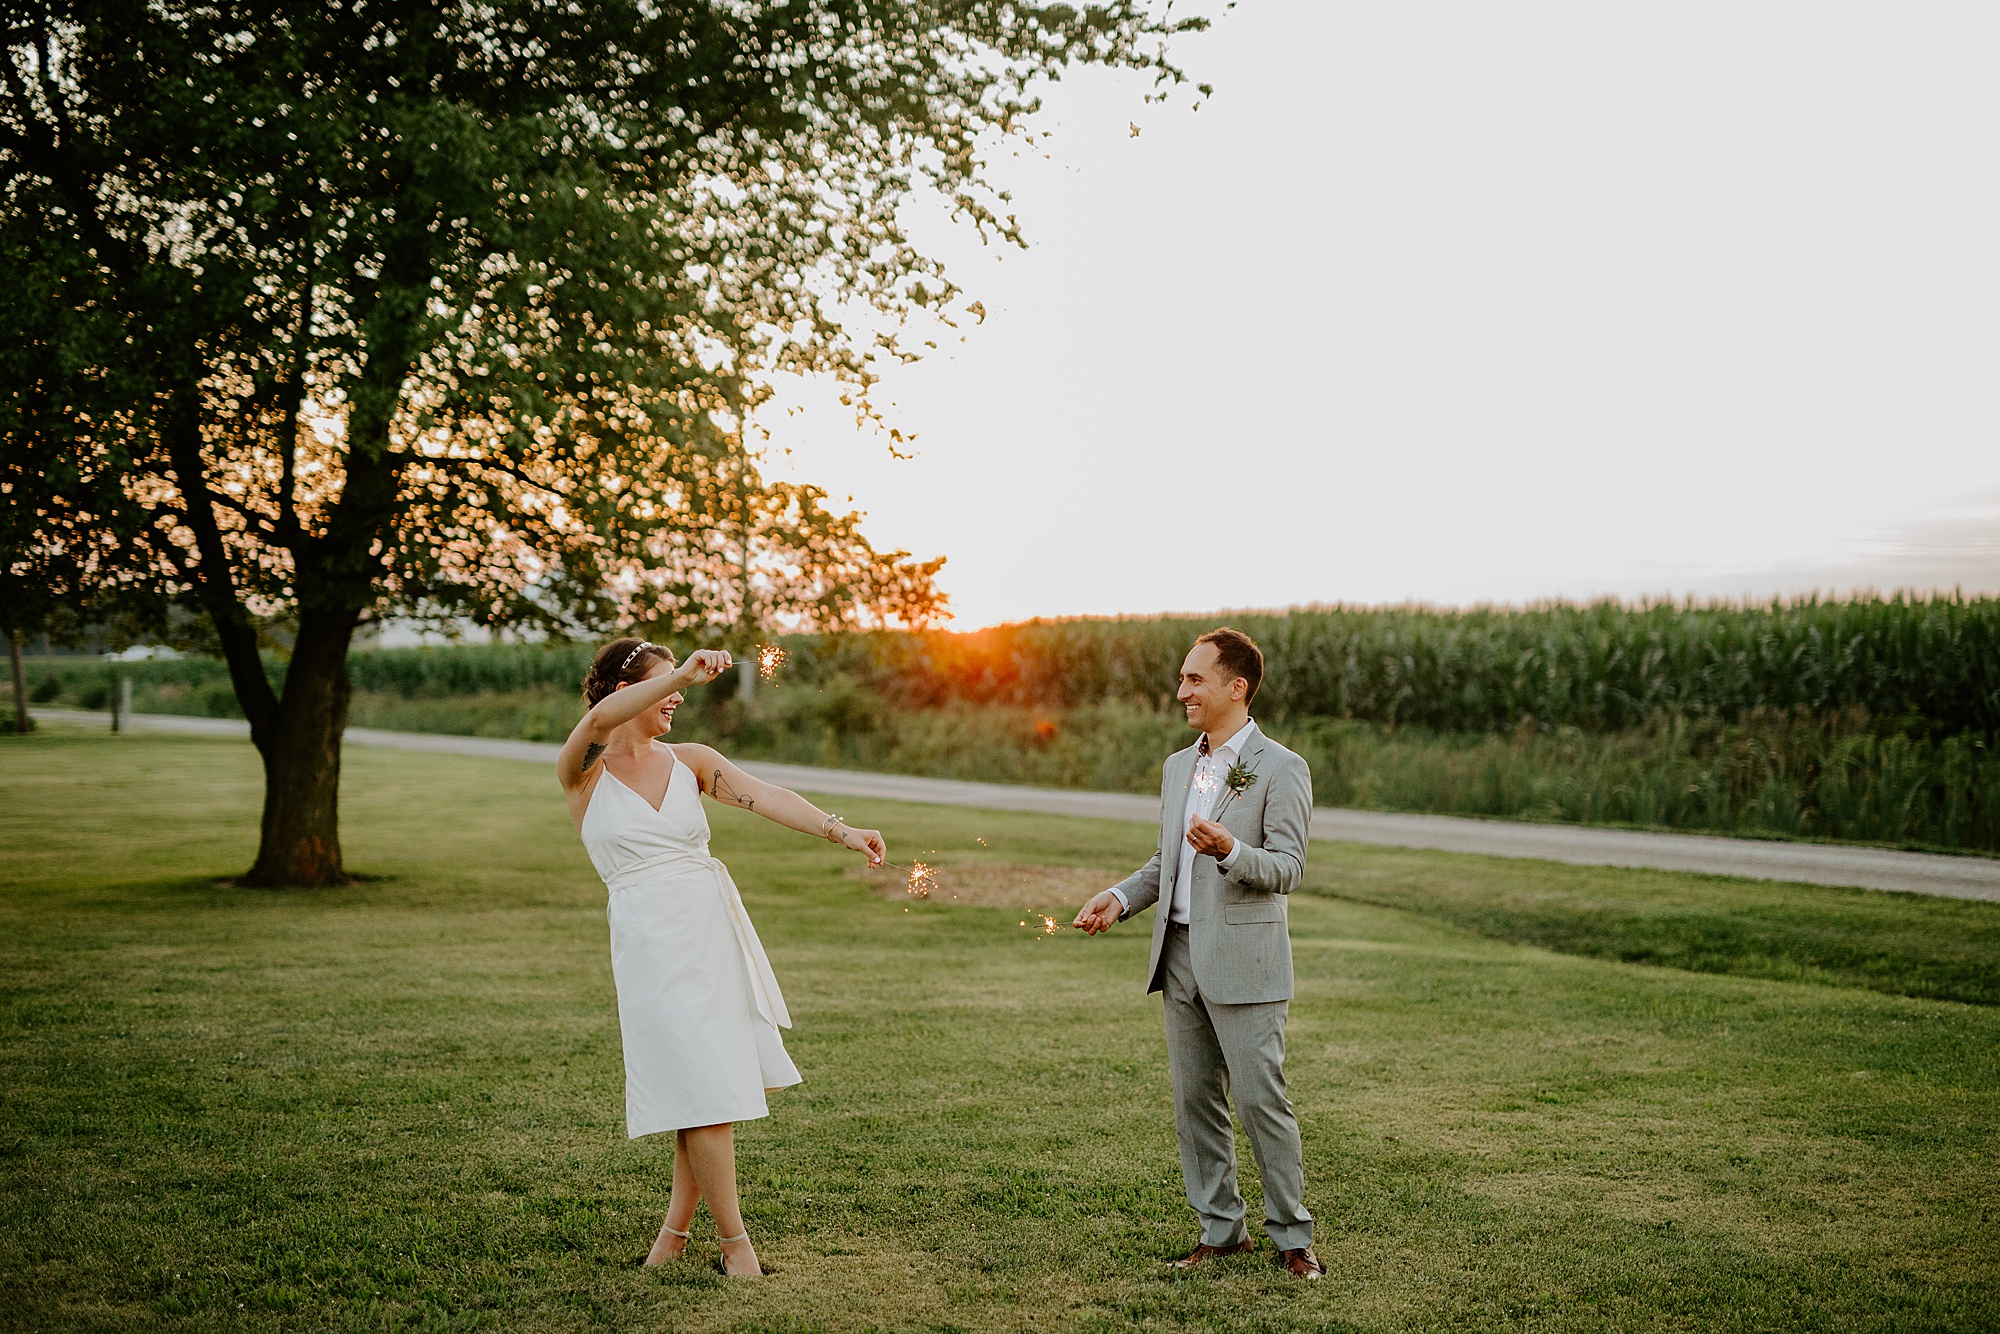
[1112,718,1257,923]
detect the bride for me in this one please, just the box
[558,637,886,1277]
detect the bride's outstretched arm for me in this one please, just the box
[674,742,886,865]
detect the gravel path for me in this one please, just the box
[39,709,2000,902]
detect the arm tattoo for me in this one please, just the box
[579,743,605,775]
[712,769,756,811]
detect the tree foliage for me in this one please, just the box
[0,0,1202,882]
[2,0,1198,639]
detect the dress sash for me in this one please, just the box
[605,853,792,1030]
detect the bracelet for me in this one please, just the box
[820,813,847,844]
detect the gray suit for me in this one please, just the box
[1113,727,1314,1250]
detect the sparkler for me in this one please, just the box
[1184,757,1224,850]
[1191,763,1219,802]
[877,859,1068,927]
[877,857,940,899]
[757,644,787,680]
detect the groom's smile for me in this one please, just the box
[1176,642,1242,735]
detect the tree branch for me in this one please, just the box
[0,47,143,283]
[144,515,198,586]
[0,42,40,145]
[160,384,280,739]
[389,448,546,491]
[204,486,283,543]
[274,261,315,549]
[32,22,74,147]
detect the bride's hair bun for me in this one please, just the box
[583,637,673,707]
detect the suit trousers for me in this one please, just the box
[1161,924,1313,1250]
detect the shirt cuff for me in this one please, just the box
[1107,886,1129,915]
[1218,841,1244,871]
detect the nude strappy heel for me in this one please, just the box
[717,1231,761,1277]
[641,1222,691,1266]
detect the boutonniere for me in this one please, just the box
[1215,761,1259,815]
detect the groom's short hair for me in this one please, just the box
[1195,627,1264,703]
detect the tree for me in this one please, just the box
[0,1,1200,884]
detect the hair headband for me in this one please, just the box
[620,640,660,671]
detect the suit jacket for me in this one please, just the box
[1112,727,1312,1004]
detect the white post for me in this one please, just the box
[7,636,29,734]
[121,676,134,727]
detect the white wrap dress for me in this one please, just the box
[580,746,801,1137]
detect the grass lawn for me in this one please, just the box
[1312,848,2000,1007]
[1,731,1996,1333]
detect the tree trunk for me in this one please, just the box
[240,609,359,888]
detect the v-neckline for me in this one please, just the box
[604,749,679,815]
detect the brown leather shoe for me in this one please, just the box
[1276,1246,1324,1279]
[1169,1239,1255,1268]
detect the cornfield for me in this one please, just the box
[20,594,2000,851]
[39,593,1988,734]
[771,595,2000,735]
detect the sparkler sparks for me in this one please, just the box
[757,644,787,680]
[905,861,938,900]
[1192,765,1219,801]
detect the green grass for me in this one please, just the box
[3,731,1997,1331]
[1310,848,2000,1006]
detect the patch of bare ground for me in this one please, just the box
[848,860,1108,909]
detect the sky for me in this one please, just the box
[759,1,2000,630]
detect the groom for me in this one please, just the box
[1074,628,1322,1279]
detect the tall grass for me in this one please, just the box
[19,655,253,717]
[21,594,2000,852]
[768,595,2000,735]
[680,691,2000,853]
[40,593,1995,734]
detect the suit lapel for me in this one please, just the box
[1211,732,1269,827]
[1234,734,1269,789]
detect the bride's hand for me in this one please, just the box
[678,649,733,685]
[841,827,886,866]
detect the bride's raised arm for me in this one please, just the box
[556,648,732,790]
[673,742,886,866]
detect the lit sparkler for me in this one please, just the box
[905,861,938,900]
[1191,748,1221,801]
[757,644,787,680]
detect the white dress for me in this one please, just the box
[580,745,801,1137]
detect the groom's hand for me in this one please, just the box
[1186,817,1236,860]
[1074,890,1123,935]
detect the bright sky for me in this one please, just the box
[763,1,2000,629]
